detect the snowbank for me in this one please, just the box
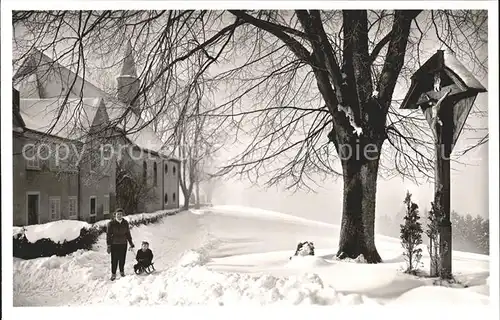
[210,205,338,229]
[390,285,489,305]
[95,249,489,306]
[13,226,24,236]
[284,254,369,269]
[178,250,211,268]
[286,256,333,268]
[16,220,93,244]
[14,211,211,306]
[190,209,209,215]
[97,250,380,306]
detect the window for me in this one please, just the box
[102,145,112,175]
[153,162,158,186]
[143,161,147,181]
[173,192,176,202]
[49,144,60,171]
[89,151,99,172]
[89,196,97,216]
[61,146,78,172]
[24,144,40,170]
[49,197,61,221]
[68,196,78,219]
[89,142,103,172]
[164,193,168,204]
[164,163,168,174]
[103,194,110,216]
[173,165,176,175]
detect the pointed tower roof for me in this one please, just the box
[119,40,138,77]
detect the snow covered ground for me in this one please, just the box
[13,205,490,306]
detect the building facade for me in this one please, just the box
[12,42,180,226]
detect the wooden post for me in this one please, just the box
[435,101,453,279]
[399,50,487,280]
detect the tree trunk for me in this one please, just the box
[180,183,190,211]
[195,181,201,209]
[336,144,382,263]
[182,191,190,211]
[181,183,194,211]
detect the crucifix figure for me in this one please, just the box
[434,72,442,92]
[427,88,452,141]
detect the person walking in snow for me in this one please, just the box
[106,208,135,281]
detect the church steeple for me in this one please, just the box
[120,40,138,77]
[116,40,141,115]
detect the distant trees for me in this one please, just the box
[200,174,220,205]
[450,211,489,254]
[166,87,224,211]
[378,208,489,255]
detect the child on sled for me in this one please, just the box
[134,241,154,274]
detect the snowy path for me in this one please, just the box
[13,211,210,306]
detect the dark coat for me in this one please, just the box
[106,219,134,247]
[136,248,153,264]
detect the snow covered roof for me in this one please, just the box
[442,51,487,91]
[400,50,486,110]
[104,98,170,156]
[19,98,102,141]
[14,48,106,100]
[14,48,178,160]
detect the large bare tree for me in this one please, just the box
[12,9,488,262]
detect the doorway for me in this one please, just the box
[89,196,96,223]
[26,192,40,225]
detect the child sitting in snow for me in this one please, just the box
[134,241,154,273]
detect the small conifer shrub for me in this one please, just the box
[400,191,424,275]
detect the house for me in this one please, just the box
[12,41,180,226]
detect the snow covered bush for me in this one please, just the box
[129,214,161,227]
[13,225,102,260]
[400,191,423,275]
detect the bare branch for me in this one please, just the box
[378,10,422,107]
[228,10,312,63]
[369,30,392,65]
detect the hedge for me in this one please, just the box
[13,209,183,260]
[13,225,102,260]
